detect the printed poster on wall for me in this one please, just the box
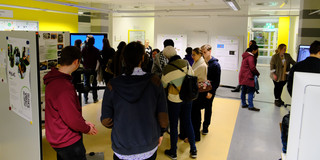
[0,48,7,83]
[7,37,32,122]
[157,34,187,58]
[212,36,239,71]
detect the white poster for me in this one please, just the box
[212,36,239,71]
[7,37,32,122]
[0,48,7,83]
[157,34,187,58]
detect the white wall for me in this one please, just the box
[112,17,155,49]
[154,16,248,86]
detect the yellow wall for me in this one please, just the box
[0,0,78,32]
[277,17,290,47]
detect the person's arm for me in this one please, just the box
[270,55,277,80]
[248,56,260,76]
[287,66,295,97]
[151,53,161,77]
[56,87,91,134]
[101,82,114,128]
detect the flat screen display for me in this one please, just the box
[70,33,108,50]
[297,45,310,62]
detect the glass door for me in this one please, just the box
[251,29,277,57]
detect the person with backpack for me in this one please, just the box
[161,46,197,159]
[201,44,221,134]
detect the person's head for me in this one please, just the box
[192,48,203,62]
[309,41,320,57]
[74,39,82,49]
[87,37,95,47]
[59,46,82,71]
[163,39,174,48]
[186,47,192,55]
[163,46,177,60]
[117,41,127,52]
[246,44,259,54]
[201,44,212,61]
[102,38,111,50]
[152,48,160,59]
[123,42,145,75]
[145,40,150,47]
[275,44,287,54]
[249,40,256,46]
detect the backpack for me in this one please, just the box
[281,113,290,153]
[168,62,199,102]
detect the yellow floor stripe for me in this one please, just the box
[42,98,240,160]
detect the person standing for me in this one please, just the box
[201,44,221,134]
[152,39,174,78]
[191,48,208,141]
[239,44,260,111]
[145,39,153,57]
[100,38,115,84]
[184,47,194,66]
[161,46,197,159]
[44,46,97,160]
[270,44,296,107]
[82,37,100,104]
[101,42,168,160]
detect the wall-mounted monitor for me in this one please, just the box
[70,33,108,51]
[297,45,310,62]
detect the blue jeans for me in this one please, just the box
[241,85,255,108]
[168,100,196,153]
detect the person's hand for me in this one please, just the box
[87,125,98,135]
[158,136,163,146]
[206,92,213,99]
[273,73,277,81]
[86,121,95,128]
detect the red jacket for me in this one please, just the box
[239,52,260,87]
[44,68,90,148]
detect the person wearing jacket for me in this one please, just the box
[44,46,97,160]
[151,39,173,78]
[191,48,208,141]
[101,42,168,160]
[239,44,260,112]
[161,46,197,159]
[99,38,115,84]
[270,44,296,107]
[201,44,221,134]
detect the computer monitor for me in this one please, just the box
[70,33,108,50]
[297,45,310,62]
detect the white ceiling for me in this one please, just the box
[34,0,301,16]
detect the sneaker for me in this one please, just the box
[202,126,208,135]
[248,107,260,112]
[164,149,177,160]
[279,100,285,105]
[190,150,197,159]
[93,99,99,103]
[242,104,248,108]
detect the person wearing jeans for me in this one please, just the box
[239,44,260,112]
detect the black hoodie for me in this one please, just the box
[101,73,168,155]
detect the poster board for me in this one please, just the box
[211,36,243,87]
[38,31,70,121]
[0,31,41,160]
[287,72,320,160]
[128,30,145,43]
[156,34,187,58]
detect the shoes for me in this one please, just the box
[164,149,177,160]
[248,107,260,112]
[178,134,186,140]
[190,150,197,159]
[93,99,99,103]
[84,100,88,104]
[274,100,282,107]
[242,104,248,108]
[202,126,208,135]
[280,100,285,105]
[231,85,241,92]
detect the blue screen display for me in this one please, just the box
[70,34,107,50]
[297,45,310,62]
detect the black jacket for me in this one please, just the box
[207,57,221,94]
[287,57,320,96]
[101,73,168,155]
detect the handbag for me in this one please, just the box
[198,80,212,92]
[168,62,199,102]
[254,75,259,94]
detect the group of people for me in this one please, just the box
[43,35,320,160]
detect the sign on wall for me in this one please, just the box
[157,34,187,58]
[128,30,145,43]
[6,37,32,122]
[0,9,13,18]
[0,19,38,31]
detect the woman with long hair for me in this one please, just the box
[270,44,296,107]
